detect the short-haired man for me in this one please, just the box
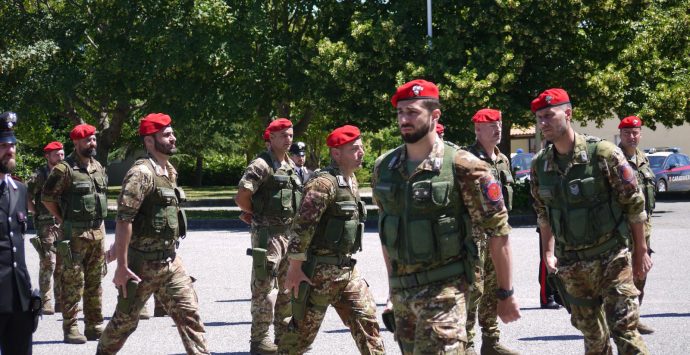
[530,88,651,354]
[280,125,385,354]
[27,141,65,315]
[42,123,107,344]
[464,109,519,355]
[289,141,312,184]
[97,113,209,354]
[373,79,520,353]
[236,118,302,354]
[617,115,656,334]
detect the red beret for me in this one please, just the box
[391,79,440,107]
[327,125,361,148]
[436,123,445,135]
[43,141,63,152]
[139,113,172,136]
[70,124,97,141]
[531,88,571,113]
[263,129,270,142]
[267,118,293,133]
[618,116,643,129]
[472,108,502,123]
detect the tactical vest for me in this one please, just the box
[535,138,628,259]
[61,156,108,226]
[32,165,53,220]
[374,143,474,276]
[251,151,302,219]
[635,156,656,216]
[310,168,366,256]
[466,145,514,211]
[131,159,187,251]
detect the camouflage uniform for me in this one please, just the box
[279,165,385,355]
[373,139,511,354]
[464,143,513,349]
[531,133,649,355]
[27,165,62,309]
[97,157,209,354]
[620,145,655,303]
[239,150,299,344]
[42,153,106,335]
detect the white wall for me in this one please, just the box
[573,119,690,153]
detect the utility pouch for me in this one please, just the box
[178,209,188,239]
[249,247,268,280]
[116,279,139,314]
[55,240,73,268]
[547,273,571,314]
[30,288,42,333]
[291,281,311,321]
[381,309,396,332]
[29,236,44,255]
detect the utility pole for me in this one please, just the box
[427,0,433,48]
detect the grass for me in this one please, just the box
[108,185,236,200]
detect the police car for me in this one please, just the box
[645,147,690,193]
[511,150,534,182]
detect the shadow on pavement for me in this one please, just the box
[641,312,690,318]
[204,321,252,327]
[519,335,583,341]
[33,340,65,345]
[216,299,251,303]
[324,329,351,334]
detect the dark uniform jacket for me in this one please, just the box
[0,177,31,313]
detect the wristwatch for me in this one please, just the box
[496,287,514,300]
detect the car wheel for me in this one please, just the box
[657,179,668,193]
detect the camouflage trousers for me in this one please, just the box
[35,220,62,307]
[558,248,649,355]
[278,265,384,355]
[250,229,291,343]
[633,232,652,305]
[97,255,209,355]
[392,277,469,355]
[61,236,105,331]
[466,242,499,347]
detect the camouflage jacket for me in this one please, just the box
[238,149,296,227]
[287,164,358,261]
[530,133,646,250]
[372,138,511,275]
[27,165,52,220]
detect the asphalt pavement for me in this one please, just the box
[24,198,690,355]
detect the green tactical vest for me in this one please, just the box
[251,151,302,219]
[466,144,514,211]
[310,168,366,256]
[131,159,187,251]
[374,142,474,274]
[634,155,656,216]
[535,138,629,257]
[61,155,108,224]
[32,165,53,220]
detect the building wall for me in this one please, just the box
[574,119,690,153]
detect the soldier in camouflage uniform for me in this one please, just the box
[235,118,301,354]
[373,79,521,354]
[279,125,385,355]
[530,88,652,355]
[617,115,656,335]
[97,113,209,355]
[27,141,65,315]
[464,109,519,355]
[42,124,107,344]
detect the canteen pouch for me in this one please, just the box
[178,209,188,239]
[29,236,43,255]
[55,240,73,268]
[547,273,571,314]
[291,281,311,322]
[250,247,268,281]
[381,309,396,332]
[116,279,140,314]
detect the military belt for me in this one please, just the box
[129,247,176,262]
[36,214,56,222]
[313,255,356,268]
[68,219,103,229]
[389,260,465,289]
[559,238,623,263]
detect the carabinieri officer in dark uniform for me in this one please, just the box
[0,111,36,355]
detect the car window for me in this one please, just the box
[678,154,690,166]
[511,153,534,170]
[648,156,666,170]
[666,155,679,169]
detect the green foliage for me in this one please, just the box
[14,146,44,182]
[171,152,245,187]
[511,181,533,215]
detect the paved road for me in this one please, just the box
[25,199,690,355]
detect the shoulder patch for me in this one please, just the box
[619,162,636,183]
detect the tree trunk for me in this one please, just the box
[96,101,129,168]
[194,155,203,187]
